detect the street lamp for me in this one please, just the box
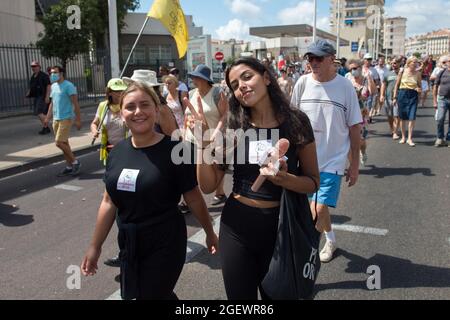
[336,0,341,58]
[313,0,317,42]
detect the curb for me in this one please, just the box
[0,144,100,180]
[0,102,99,119]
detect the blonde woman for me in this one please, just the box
[163,74,185,130]
[393,56,422,146]
[81,82,218,300]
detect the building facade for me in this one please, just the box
[405,29,450,57]
[405,35,427,56]
[383,17,406,57]
[0,1,47,45]
[330,0,385,59]
[120,13,203,77]
[426,29,450,56]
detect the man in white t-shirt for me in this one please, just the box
[375,57,388,115]
[291,40,362,263]
[363,54,380,119]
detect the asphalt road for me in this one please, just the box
[0,105,449,300]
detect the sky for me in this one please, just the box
[136,0,450,40]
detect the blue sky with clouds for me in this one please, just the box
[136,0,450,40]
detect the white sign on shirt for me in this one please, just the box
[249,140,272,164]
[117,169,140,192]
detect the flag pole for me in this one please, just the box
[119,16,150,78]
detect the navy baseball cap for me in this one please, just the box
[304,40,336,57]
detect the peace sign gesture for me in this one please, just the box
[184,96,210,147]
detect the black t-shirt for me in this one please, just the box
[232,121,314,201]
[29,71,50,97]
[104,136,197,224]
[436,69,450,99]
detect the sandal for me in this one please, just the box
[211,194,227,206]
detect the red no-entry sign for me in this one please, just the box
[215,52,224,61]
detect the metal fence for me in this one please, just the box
[0,44,110,115]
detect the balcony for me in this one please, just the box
[344,1,367,10]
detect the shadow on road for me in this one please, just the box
[0,203,34,227]
[360,165,435,178]
[331,214,352,224]
[315,249,450,292]
[0,152,102,203]
[187,247,222,270]
[78,173,105,181]
[368,129,437,142]
[415,114,434,118]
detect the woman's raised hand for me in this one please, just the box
[184,96,210,146]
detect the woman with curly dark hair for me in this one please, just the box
[192,57,320,299]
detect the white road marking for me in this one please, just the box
[106,216,221,300]
[54,184,83,191]
[331,223,388,236]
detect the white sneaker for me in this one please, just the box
[434,138,448,147]
[360,151,368,166]
[320,240,337,263]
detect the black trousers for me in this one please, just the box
[219,196,279,300]
[119,213,186,300]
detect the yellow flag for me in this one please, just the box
[147,0,189,58]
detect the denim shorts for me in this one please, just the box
[309,172,343,208]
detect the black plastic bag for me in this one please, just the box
[261,188,321,300]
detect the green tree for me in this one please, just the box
[36,0,140,70]
[413,52,422,59]
[81,0,140,49]
[226,57,236,66]
[36,0,90,70]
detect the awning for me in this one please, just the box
[249,24,350,46]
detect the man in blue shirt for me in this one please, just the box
[44,66,82,176]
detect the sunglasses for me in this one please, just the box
[307,55,325,63]
[31,65,39,68]
[350,67,360,71]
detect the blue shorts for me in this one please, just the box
[309,172,343,208]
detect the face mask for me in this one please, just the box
[352,69,361,77]
[50,73,60,83]
[109,104,121,113]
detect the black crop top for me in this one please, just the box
[232,123,301,201]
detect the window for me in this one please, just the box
[160,45,172,59]
[390,35,393,39]
[148,45,173,62]
[134,46,146,64]
[122,45,146,65]
[390,42,393,46]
